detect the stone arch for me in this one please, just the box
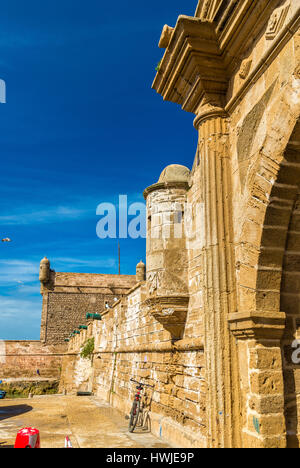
[237,73,300,315]
[240,79,300,447]
[232,75,300,448]
[280,188,300,448]
[256,120,300,313]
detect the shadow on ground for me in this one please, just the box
[0,404,32,421]
[0,442,14,448]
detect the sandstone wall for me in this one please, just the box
[60,284,206,448]
[40,272,136,345]
[0,341,65,379]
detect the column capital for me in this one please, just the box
[193,103,227,129]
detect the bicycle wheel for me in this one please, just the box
[129,400,140,433]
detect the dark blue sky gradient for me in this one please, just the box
[0,1,197,339]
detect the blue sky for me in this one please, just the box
[0,0,197,340]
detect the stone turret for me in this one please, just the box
[143,164,190,339]
[39,257,50,284]
[144,164,190,296]
[136,260,146,283]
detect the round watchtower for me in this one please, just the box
[136,260,146,283]
[39,257,50,284]
[143,164,190,296]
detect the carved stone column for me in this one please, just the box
[194,105,241,448]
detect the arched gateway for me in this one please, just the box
[152,0,300,448]
[57,1,300,448]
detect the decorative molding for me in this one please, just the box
[239,59,252,80]
[159,25,174,49]
[228,310,286,340]
[226,5,300,113]
[143,180,189,199]
[154,1,300,116]
[266,2,290,40]
[202,0,211,19]
[152,16,228,114]
[147,271,160,295]
[144,296,189,340]
[195,0,224,21]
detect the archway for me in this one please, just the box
[231,72,300,447]
[256,120,300,447]
[279,122,300,448]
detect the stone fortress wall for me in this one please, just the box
[59,0,300,449]
[0,265,136,389]
[59,285,206,448]
[39,260,136,345]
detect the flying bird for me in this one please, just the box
[1,238,11,242]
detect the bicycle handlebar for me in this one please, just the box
[130,378,154,388]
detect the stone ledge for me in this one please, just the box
[66,337,204,355]
[228,310,286,340]
[144,296,190,340]
[144,181,189,199]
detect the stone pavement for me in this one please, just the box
[0,395,171,448]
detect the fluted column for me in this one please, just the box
[194,105,241,448]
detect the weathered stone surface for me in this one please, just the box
[0,341,65,379]
[5,0,300,449]
[40,263,136,344]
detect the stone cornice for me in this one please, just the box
[143,180,189,199]
[225,5,300,112]
[228,310,286,340]
[195,0,224,22]
[153,1,297,116]
[193,1,280,66]
[66,337,204,355]
[153,16,228,114]
[216,0,279,64]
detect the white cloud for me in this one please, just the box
[17,284,40,294]
[0,205,91,226]
[0,296,41,320]
[0,296,42,340]
[0,259,38,285]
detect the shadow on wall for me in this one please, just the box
[0,404,32,422]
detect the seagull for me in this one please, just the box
[1,238,11,242]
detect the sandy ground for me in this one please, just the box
[0,395,171,448]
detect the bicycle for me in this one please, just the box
[128,378,154,433]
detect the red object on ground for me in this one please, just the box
[14,427,40,448]
[65,436,73,448]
